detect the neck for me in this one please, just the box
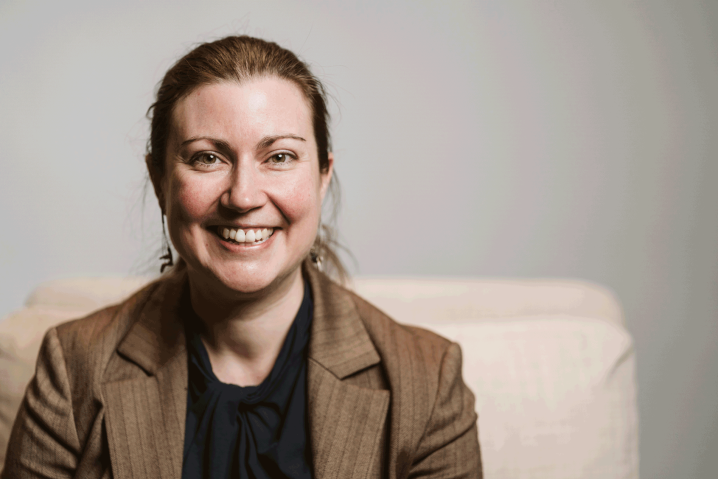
[187,266,305,386]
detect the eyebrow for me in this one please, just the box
[180,136,232,152]
[256,134,306,150]
[179,134,306,152]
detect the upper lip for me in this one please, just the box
[209,224,278,229]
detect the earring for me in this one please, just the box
[310,248,323,272]
[160,214,174,273]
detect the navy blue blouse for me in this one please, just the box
[181,281,314,479]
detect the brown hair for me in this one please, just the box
[146,35,347,281]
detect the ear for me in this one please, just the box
[319,152,334,202]
[145,154,166,213]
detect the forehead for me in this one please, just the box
[170,77,314,146]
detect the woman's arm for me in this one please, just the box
[409,342,482,478]
[2,328,80,478]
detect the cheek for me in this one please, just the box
[166,173,219,224]
[274,174,322,226]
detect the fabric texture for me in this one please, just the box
[423,318,637,479]
[182,279,313,479]
[1,261,481,479]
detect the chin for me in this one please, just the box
[206,258,303,297]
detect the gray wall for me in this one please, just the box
[1,0,716,477]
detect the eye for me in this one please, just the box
[268,152,295,165]
[192,153,222,166]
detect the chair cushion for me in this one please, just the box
[419,316,638,479]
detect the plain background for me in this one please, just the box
[1,0,716,477]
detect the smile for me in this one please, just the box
[216,226,275,245]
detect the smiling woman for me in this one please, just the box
[2,36,481,479]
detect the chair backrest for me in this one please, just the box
[353,277,638,479]
[0,276,638,478]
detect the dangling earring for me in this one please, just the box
[310,230,323,271]
[311,224,324,271]
[310,248,323,272]
[160,214,174,273]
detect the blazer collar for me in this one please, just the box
[116,261,381,379]
[115,267,188,375]
[104,267,189,479]
[303,262,381,378]
[303,264,389,478]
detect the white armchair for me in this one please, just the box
[0,276,638,478]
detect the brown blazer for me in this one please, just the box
[3,263,481,478]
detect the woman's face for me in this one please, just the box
[154,78,332,296]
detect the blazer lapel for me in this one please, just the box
[305,265,390,479]
[308,361,390,478]
[102,270,189,479]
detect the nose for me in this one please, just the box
[221,160,267,213]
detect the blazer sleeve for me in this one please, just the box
[408,342,482,478]
[2,328,80,478]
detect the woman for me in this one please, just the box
[3,36,481,478]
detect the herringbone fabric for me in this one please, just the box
[2,262,481,478]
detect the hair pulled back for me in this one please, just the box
[146,35,346,280]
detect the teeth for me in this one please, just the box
[217,226,273,244]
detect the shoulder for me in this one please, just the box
[306,265,457,376]
[325,279,480,475]
[319,275,460,398]
[4,279,167,473]
[49,279,161,388]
